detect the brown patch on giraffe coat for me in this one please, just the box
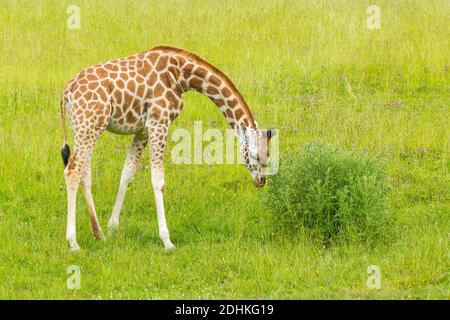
[160,72,171,88]
[189,77,203,89]
[155,99,167,108]
[222,87,232,97]
[136,84,145,97]
[209,74,222,86]
[84,91,93,100]
[154,83,165,97]
[150,106,161,117]
[67,153,77,171]
[88,82,98,90]
[114,106,123,117]
[138,62,152,77]
[95,68,108,78]
[148,52,159,65]
[124,92,133,106]
[120,73,128,81]
[86,74,98,81]
[97,87,107,102]
[228,98,238,108]
[147,72,157,86]
[207,86,219,95]
[168,66,181,79]
[126,111,137,124]
[79,85,88,93]
[156,56,168,71]
[211,98,225,107]
[169,57,178,66]
[166,90,178,106]
[116,79,125,89]
[194,67,208,78]
[182,71,191,80]
[225,109,233,118]
[136,75,145,84]
[127,81,136,92]
[234,108,244,120]
[113,90,122,103]
[131,98,142,113]
[176,56,186,66]
[105,63,118,72]
[144,88,153,100]
[136,52,146,59]
[183,63,194,72]
[93,103,104,114]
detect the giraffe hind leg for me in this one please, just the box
[64,101,110,250]
[147,117,175,250]
[65,158,81,252]
[81,164,105,240]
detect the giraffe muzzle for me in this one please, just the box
[253,175,266,188]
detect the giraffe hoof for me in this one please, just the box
[70,244,81,252]
[164,241,175,251]
[107,226,118,237]
[94,232,106,241]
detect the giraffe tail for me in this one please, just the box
[61,144,70,168]
[60,96,71,168]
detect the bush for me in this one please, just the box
[262,143,391,244]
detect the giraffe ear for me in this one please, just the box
[266,128,276,140]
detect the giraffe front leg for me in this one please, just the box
[151,166,174,250]
[108,133,148,234]
[148,119,175,250]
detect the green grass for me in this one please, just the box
[262,143,391,244]
[0,0,449,299]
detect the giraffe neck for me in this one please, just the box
[169,50,258,134]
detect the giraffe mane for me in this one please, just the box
[150,45,256,128]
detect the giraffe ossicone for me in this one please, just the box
[60,45,276,252]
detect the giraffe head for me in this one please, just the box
[239,126,276,187]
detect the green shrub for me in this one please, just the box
[262,143,391,244]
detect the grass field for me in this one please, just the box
[0,0,449,299]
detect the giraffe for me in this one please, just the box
[60,45,276,252]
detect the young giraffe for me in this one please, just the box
[60,45,276,252]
